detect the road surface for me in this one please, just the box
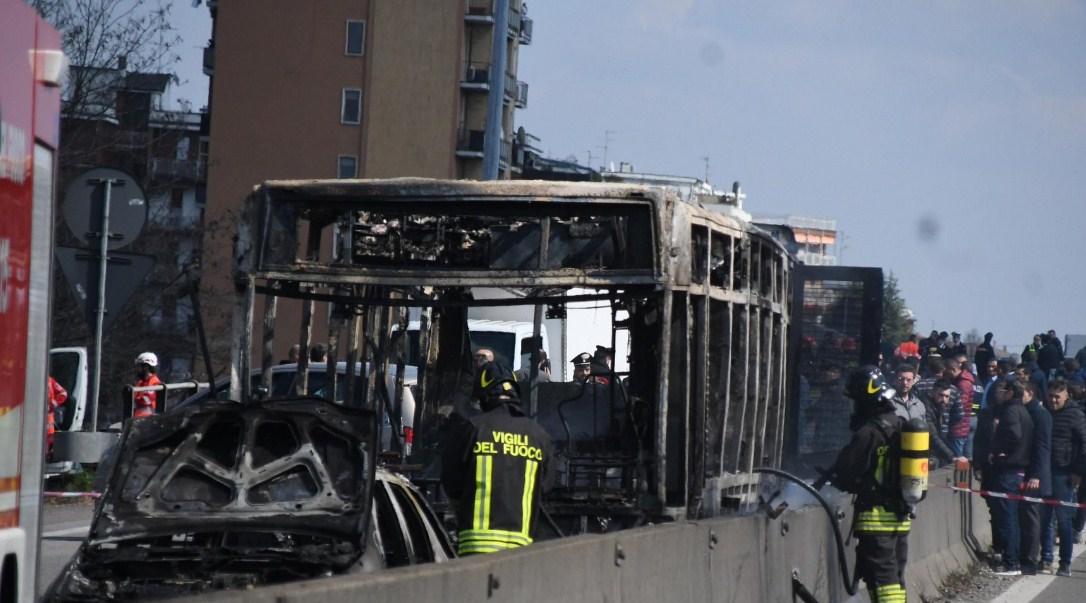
[38,499,94,594]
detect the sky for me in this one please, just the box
[171,1,1085,351]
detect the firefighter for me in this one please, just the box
[46,376,67,457]
[133,352,162,418]
[829,365,912,603]
[441,362,553,555]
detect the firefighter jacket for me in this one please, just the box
[829,410,910,534]
[133,374,162,418]
[441,402,554,555]
[47,376,67,443]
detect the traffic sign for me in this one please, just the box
[54,246,154,333]
[62,168,147,250]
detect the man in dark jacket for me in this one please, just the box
[972,380,1005,557]
[441,362,554,555]
[1041,379,1086,576]
[1038,335,1065,379]
[922,381,962,467]
[829,366,911,602]
[988,379,1034,575]
[1018,382,1052,574]
[1021,350,1049,400]
[975,332,996,378]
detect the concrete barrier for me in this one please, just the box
[178,468,989,603]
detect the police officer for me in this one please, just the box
[441,362,553,555]
[830,366,911,603]
[570,352,593,383]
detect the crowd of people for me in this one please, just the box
[889,329,1086,577]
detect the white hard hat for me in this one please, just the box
[135,352,158,367]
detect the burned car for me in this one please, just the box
[46,398,452,601]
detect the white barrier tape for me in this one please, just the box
[43,491,101,498]
[945,484,1086,510]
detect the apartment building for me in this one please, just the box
[200,0,534,368]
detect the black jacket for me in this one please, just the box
[973,405,996,470]
[441,402,554,554]
[991,402,1034,471]
[974,343,995,375]
[1050,404,1086,474]
[1024,400,1052,495]
[829,410,902,507]
[922,397,957,466]
[1038,343,1064,376]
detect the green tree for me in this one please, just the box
[882,272,911,345]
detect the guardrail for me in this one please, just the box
[171,467,989,603]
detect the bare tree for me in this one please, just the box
[32,0,182,119]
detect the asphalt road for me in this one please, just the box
[38,499,95,595]
[987,544,1086,603]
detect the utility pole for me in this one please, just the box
[87,177,124,432]
[586,150,593,169]
[598,130,614,171]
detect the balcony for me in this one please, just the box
[202,44,214,76]
[456,128,485,158]
[519,16,532,45]
[515,81,528,108]
[150,158,206,183]
[500,139,512,168]
[461,62,490,92]
[465,0,494,24]
[502,72,527,108]
[507,6,522,39]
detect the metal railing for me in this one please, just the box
[457,128,486,154]
[516,80,529,108]
[520,16,533,44]
[121,380,209,418]
[150,158,206,182]
[462,61,490,86]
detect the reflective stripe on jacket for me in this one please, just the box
[441,403,553,556]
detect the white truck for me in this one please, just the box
[466,287,631,381]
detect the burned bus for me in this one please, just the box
[227,178,795,533]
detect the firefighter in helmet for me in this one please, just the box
[829,365,916,603]
[441,362,553,555]
[133,352,162,418]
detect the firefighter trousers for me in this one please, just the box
[856,532,908,602]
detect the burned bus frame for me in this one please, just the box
[228,178,793,527]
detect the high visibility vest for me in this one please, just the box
[134,374,162,417]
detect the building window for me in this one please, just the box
[341,88,362,124]
[337,155,358,179]
[345,20,366,56]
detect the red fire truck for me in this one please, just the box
[0,1,65,601]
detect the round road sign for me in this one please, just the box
[62,168,147,250]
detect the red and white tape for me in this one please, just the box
[43,491,101,498]
[945,484,1086,510]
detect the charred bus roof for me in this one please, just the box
[239,178,778,292]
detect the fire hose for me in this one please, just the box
[753,467,861,600]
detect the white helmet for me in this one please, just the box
[135,352,158,368]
